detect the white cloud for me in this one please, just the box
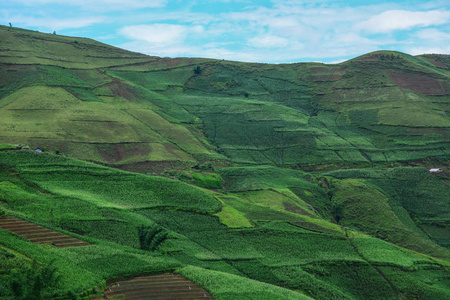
[119,24,204,46]
[121,40,197,57]
[407,45,450,56]
[356,10,450,33]
[248,34,289,48]
[415,28,450,42]
[10,0,168,10]
[9,16,105,31]
[7,0,447,63]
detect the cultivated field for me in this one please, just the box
[0,26,449,299]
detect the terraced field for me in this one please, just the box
[0,26,449,300]
[0,216,89,248]
[100,273,211,300]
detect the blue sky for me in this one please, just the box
[1,0,449,63]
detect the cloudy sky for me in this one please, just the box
[1,0,449,63]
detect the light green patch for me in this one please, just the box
[215,201,253,228]
[378,103,450,127]
[179,265,314,300]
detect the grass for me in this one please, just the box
[179,265,313,300]
[0,26,449,299]
[1,26,449,168]
[0,152,449,299]
[325,167,450,260]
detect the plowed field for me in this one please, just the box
[0,216,89,248]
[100,273,212,300]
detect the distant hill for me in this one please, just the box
[1,25,448,171]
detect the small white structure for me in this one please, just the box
[429,168,443,173]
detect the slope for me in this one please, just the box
[1,151,449,299]
[1,26,449,171]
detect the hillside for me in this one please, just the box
[0,26,449,299]
[1,25,449,170]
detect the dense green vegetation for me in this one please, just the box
[1,152,449,299]
[0,26,449,299]
[1,26,448,169]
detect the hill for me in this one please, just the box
[1,25,448,170]
[1,151,449,299]
[0,26,449,299]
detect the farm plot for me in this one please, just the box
[0,216,89,248]
[100,273,212,300]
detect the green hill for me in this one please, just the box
[1,26,448,170]
[0,26,449,299]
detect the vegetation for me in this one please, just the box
[0,26,449,299]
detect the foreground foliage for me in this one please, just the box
[0,152,449,299]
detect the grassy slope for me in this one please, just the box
[1,26,449,169]
[0,151,449,300]
[0,26,217,168]
[0,26,449,299]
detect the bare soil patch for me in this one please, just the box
[388,71,448,95]
[283,201,313,217]
[98,273,212,300]
[0,216,89,248]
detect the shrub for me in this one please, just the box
[8,260,61,300]
[0,207,6,218]
[193,66,202,75]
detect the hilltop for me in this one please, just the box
[1,25,448,171]
[0,26,449,299]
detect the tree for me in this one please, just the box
[9,260,61,299]
[193,66,202,75]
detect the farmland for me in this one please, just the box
[1,151,449,299]
[0,25,449,299]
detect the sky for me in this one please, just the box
[1,0,450,64]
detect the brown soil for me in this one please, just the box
[106,78,140,101]
[388,71,448,95]
[420,57,448,69]
[0,216,89,248]
[97,273,212,300]
[166,57,195,69]
[283,202,313,216]
[96,143,151,164]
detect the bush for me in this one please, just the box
[8,260,61,300]
[193,66,202,75]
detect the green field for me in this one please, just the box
[0,26,449,299]
[1,152,449,299]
